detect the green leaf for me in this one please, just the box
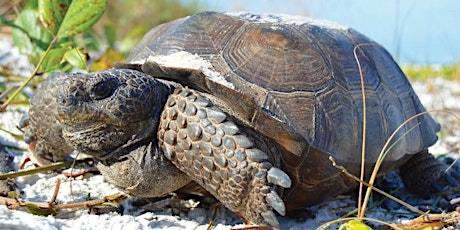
[25,203,57,216]
[104,24,116,48]
[63,47,87,69]
[57,0,107,38]
[38,0,72,35]
[40,47,67,72]
[12,9,53,64]
[338,220,373,230]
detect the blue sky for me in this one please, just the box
[181,0,460,65]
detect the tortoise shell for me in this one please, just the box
[120,11,440,208]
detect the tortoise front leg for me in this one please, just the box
[158,88,291,227]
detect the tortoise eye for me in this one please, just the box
[90,80,116,100]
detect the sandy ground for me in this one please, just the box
[1,36,460,230]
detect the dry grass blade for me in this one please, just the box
[206,203,220,230]
[362,108,460,217]
[329,156,425,215]
[0,0,21,22]
[392,212,460,230]
[330,107,460,228]
[50,178,61,204]
[353,42,370,219]
[352,40,460,220]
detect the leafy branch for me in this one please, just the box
[0,0,107,111]
[0,178,126,216]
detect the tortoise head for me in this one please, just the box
[56,69,172,160]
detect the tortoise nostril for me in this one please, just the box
[57,93,70,106]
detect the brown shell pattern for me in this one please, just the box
[127,12,439,169]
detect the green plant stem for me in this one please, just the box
[0,36,58,111]
[0,161,72,180]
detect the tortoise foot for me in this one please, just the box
[400,150,459,198]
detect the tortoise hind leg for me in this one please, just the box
[399,150,458,198]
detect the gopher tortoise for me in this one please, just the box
[22,11,456,227]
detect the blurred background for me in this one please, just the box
[1,0,459,79]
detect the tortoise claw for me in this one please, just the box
[18,114,30,129]
[246,149,269,162]
[267,167,292,188]
[261,210,280,227]
[266,190,286,215]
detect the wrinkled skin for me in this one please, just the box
[57,69,168,159]
[55,70,195,197]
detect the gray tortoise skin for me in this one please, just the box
[22,12,455,226]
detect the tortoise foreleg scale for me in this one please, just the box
[158,87,291,227]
